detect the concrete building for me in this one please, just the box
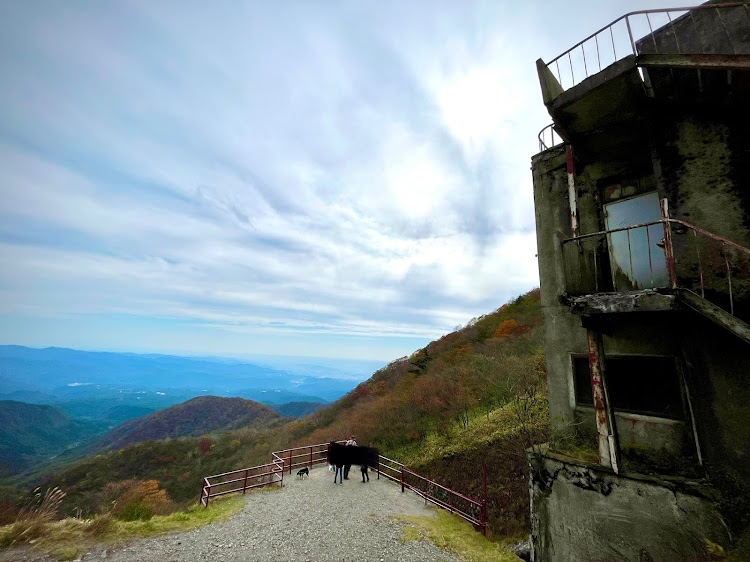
[530,3,750,560]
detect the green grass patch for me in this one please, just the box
[111,494,244,541]
[0,495,245,561]
[396,395,548,467]
[395,510,521,562]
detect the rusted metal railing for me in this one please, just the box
[538,123,563,152]
[560,200,750,320]
[199,460,284,508]
[361,454,487,534]
[544,3,748,91]
[200,443,488,535]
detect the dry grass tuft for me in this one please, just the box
[19,487,66,522]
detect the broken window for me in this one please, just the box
[573,355,683,419]
[604,191,669,290]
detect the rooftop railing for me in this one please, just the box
[538,123,563,151]
[544,3,749,92]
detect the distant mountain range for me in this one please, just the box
[0,346,375,478]
[0,345,364,404]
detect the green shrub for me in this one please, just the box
[86,513,115,536]
[119,501,153,521]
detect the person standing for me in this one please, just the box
[343,436,357,480]
[334,462,343,485]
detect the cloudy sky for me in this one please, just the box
[0,1,688,361]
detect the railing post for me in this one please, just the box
[625,14,636,55]
[723,244,735,315]
[587,328,621,473]
[243,469,249,494]
[482,463,488,536]
[310,446,313,469]
[200,478,209,507]
[289,450,293,475]
[401,467,405,493]
[660,198,677,288]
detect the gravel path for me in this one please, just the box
[5,466,460,562]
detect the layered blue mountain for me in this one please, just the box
[0,346,371,415]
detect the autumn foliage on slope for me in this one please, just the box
[290,288,548,538]
[14,289,546,541]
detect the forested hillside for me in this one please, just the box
[294,288,548,537]
[0,401,106,477]
[13,289,547,541]
[96,396,280,451]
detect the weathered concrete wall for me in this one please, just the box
[532,146,582,433]
[651,105,750,318]
[637,3,750,56]
[532,146,686,453]
[529,451,730,562]
[683,313,750,479]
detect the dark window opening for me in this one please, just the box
[573,356,683,419]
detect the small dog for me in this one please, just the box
[297,467,309,479]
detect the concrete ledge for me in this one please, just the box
[562,289,677,315]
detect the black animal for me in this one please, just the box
[297,467,309,479]
[328,443,379,472]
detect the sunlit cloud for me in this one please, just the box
[0,0,687,359]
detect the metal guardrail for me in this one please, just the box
[560,199,750,319]
[545,3,749,91]
[200,442,488,534]
[538,123,563,152]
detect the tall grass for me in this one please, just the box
[0,495,244,560]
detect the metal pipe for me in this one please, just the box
[666,12,682,53]
[627,228,635,287]
[681,369,703,467]
[660,199,677,289]
[647,226,654,288]
[582,44,589,77]
[568,52,575,85]
[626,15,636,55]
[724,244,734,315]
[694,230,705,298]
[670,219,750,256]
[564,217,750,257]
[646,13,658,53]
